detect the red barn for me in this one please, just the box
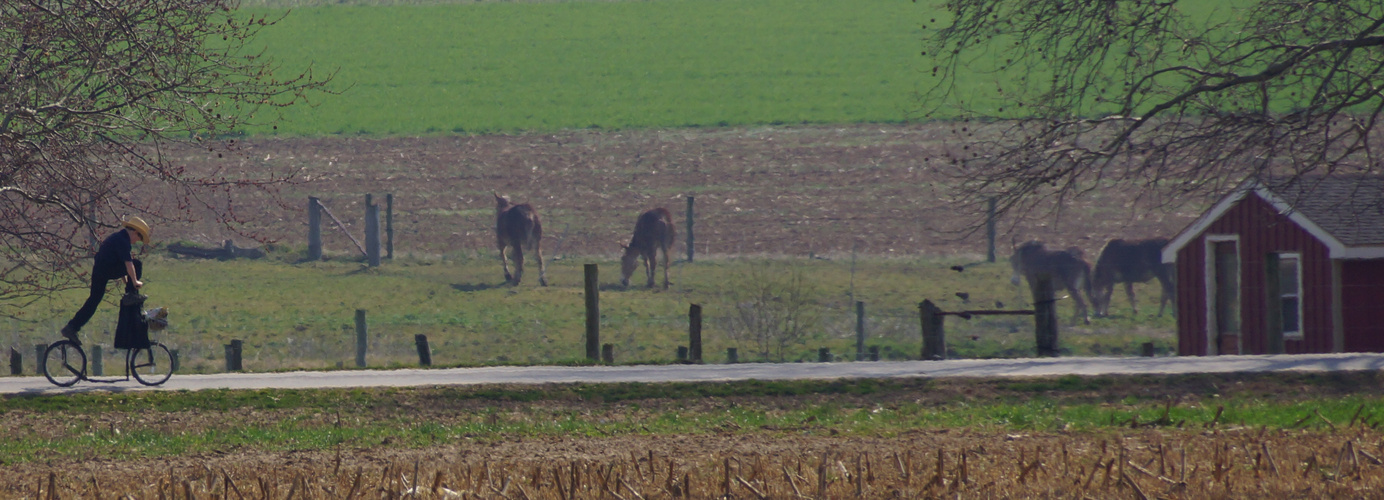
[1161,176,1384,355]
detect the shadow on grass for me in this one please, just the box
[450,282,508,292]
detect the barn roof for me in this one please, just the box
[1162,175,1384,263]
[1264,176,1384,247]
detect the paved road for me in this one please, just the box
[4,353,1384,395]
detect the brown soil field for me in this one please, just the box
[162,124,1202,259]
[8,429,1384,498]
[7,374,1384,498]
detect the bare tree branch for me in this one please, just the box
[919,0,1384,228]
[0,0,335,317]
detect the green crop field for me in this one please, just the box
[235,0,1241,137]
[239,0,929,136]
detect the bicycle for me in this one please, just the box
[43,338,175,387]
[44,299,174,388]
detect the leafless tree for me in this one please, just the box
[920,0,1384,226]
[0,0,333,317]
[719,262,823,362]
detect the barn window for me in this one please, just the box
[1278,254,1302,336]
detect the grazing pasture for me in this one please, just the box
[3,125,1190,373]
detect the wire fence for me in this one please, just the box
[4,297,1175,375]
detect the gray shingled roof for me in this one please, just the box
[1264,176,1384,247]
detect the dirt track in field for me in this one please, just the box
[162,125,1200,259]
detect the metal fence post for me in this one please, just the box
[385,193,395,260]
[920,300,945,360]
[685,196,695,262]
[355,309,368,368]
[584,264,600,361]
[855,301,866,361]
[308,196,322,261]
[688,304,703,363]
[92,345,103,376]
[414,334,432,366]
[1031,273,1059,357]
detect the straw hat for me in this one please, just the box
[122,216,151,245]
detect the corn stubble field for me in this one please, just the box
[12,430,1384,498]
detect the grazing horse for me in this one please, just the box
[620,207,676,289]
[493,192,547,286]
[1009,240,1093,325]
[1091,237,1174,317]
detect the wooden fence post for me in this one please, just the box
[386,193,395,260]
[308,196,322,261]
[685,196,695,262]
[677,346,689,362]
[855,301,866,361]
[688,304,703,363]
[364,195,381,267]
[1031,273,1059,357]
[986,197,997,263]
[818,347,832,362]
[868,345,880,362]
[584,264,600,361]
[9,347,20,375]
[224,340,243,371]
[414,334,432,366]
[34,344,45,374]
[602,343,614,364]
[170,349,180,372]
[355,309,368,368]
[92,344,103,376]
[920,300,945,360]
[727,347,738,364]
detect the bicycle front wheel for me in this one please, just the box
[43,340,87,387]
[130,342,174,386]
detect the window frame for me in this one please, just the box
[1277,253,1303,339]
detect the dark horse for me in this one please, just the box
[493,192,547,286]
[1009,240,1092,325]
[1091,237,1174,317]
[620,207,676,289]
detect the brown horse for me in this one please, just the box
[620,207,676,289]
[493,192,547,286]
[1091,237,1174,317]
[1009,240,1092,324]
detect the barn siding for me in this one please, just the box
[1175,195,1335,355]
[1342,260,1384,352]
[1176,235,1207,356]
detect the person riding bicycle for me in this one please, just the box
[60,217,151,343]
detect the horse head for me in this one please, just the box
[492,191,511,213]
[1009,240,1044,285]
[618,242,639,287]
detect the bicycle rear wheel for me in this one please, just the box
[43,340,86,387]
[130,342,174,386]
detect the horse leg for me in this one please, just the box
[498,242,513,283]
[643,249,656,288]
[1070,281,1090,325]
[1125,281,1138,316]
[511,244,525,285]
[534,237,548,287]
[660,242,671,289]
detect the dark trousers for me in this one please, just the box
[65,259,142,333]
